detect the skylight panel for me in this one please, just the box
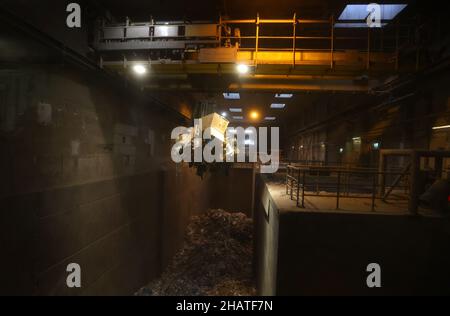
[338,4,407,21]
[223,93,240,100]
[275,93,293,99]
[271,103,286,109]
[334,22,387,28]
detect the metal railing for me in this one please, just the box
[220,14,414,69]
[93,14,423,74]
[286,164,410,212]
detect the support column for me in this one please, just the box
[409,151,420,215]
[378,151,386,196]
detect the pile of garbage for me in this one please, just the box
[136,209,255,296]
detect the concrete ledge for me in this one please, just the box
[255,176,450,295]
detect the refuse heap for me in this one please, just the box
[137,209,255,296]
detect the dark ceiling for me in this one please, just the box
[97,0,339,20]
[186,91,373,126]
[96,0,420,22]
[0,0,429,126]
[90,0,420,125]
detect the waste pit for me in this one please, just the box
[136,209,256,296]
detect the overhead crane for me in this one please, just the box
[92,14,415,92]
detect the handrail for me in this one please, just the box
[222,18,333,25]
[286,164,411,212]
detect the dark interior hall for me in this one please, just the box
[1,0,450,296]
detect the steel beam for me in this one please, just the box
[227,82,372,92]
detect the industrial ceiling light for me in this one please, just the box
[275,94,293,99]
[133,64,147,75]
[229,108,242,113]
[249,111,259,120]
[223,93,240,100]
[236,64,249,74]
[432,125,450,130]
[233,116,243,120]
[265,116,276,121]
[271,103,286,109]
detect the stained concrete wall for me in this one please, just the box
[0,51,213,295]
[277,211,450,295]
[254,175,279,296]
[0,3,259,296]
[254,177,450,295]
[0,53,255,297]
[210,166,255,217]
[160,166,213,269]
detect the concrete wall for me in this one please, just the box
[210,166,255,217]
[0,62,256,295]
[0,54,214,295]
[285,94,371,164]
[277,211,450,295]
[254,177,450,295]
[285,70,450,167]
[1,1,92,57]
[254,176,279,296]
[160,166,213,269]
[0,5,237,295]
